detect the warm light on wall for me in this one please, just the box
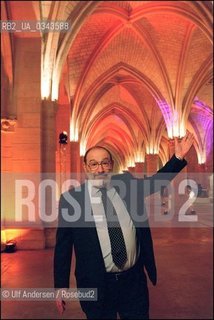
[80,140,87,156]
[134,150,144,163]
[2,229,31,245]
[179,122,186,137]
[197,150,206,164]
[70,119,78,141]
[1,230,6,244]
[119,165,127,173]
[146,146,158,154]
[41,74,58,101]
[41,70,51,99]
[41,51,59,101]
[51,68,59,101]
[127,157,135,167]
[157,100,172,126]
[168,111,186,138]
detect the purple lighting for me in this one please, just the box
[192,97,213,159]
[156,99,173,136]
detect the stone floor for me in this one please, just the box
[1,225,213,319]
[1,198,213,319]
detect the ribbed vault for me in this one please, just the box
[1,0,213,170]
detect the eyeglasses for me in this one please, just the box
[87,160,112,171]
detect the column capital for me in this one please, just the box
[42,99,58,113]
[135,162,144,172]
[145,153,158,158]
[145,154,159,175]
[127,166,135,173]
[197,163,206,171]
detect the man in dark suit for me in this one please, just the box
[54,133,193,319]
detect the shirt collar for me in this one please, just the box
[87,180,116,198]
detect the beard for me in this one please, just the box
[87,172,112,188]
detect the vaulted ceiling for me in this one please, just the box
[1,1,213,169]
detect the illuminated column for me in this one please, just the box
[197,163,205,172]
[41,99,57,172]
[80,155,84,172]
[1,119,16,171]
[197,163,207,188]
[146,154,159,176]
[135,162,144,178]
[70,141,80,180]
[128,166,135,174]
[80,155,86,182]
[41,99,57,242]
[1,120,16,232]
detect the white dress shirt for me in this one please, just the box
[87,181,138,272]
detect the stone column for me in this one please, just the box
[1,120,16,234]
[135,162,144,178]
[41,99,57,173]
[145,154,159,176]
[1,119,16,171]
[80,155,86,183]
[41,99,58,242]
[70,141,81,181]
[197,163,207,189]
[2,37,45,249]
[128,166,135,174]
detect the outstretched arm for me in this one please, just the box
[174,132,194,160]
[136,132,194,197]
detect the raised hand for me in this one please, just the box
[174,132,194,159]
[55,289,66,315]
[56,298,66,315]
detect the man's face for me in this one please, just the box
[83,148,114,188]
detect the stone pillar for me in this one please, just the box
[1,119,16,171]
[41,99,57,173]
[70,141,80,181]
[80,155,84,173]
[146,154,159,176]
[128,166,135,174]
[1,60,13,118]
[1,121,16,233]
[2,38,45,249]
[80,155,86,183]
[41,99,58,242]
[135,162,144,178]
[197,163,207,189]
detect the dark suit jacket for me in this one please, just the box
[54,154,187,312]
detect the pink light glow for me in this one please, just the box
[156,100,186,138]
[192,98,213,158]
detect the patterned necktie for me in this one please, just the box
[100,188,127,269]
